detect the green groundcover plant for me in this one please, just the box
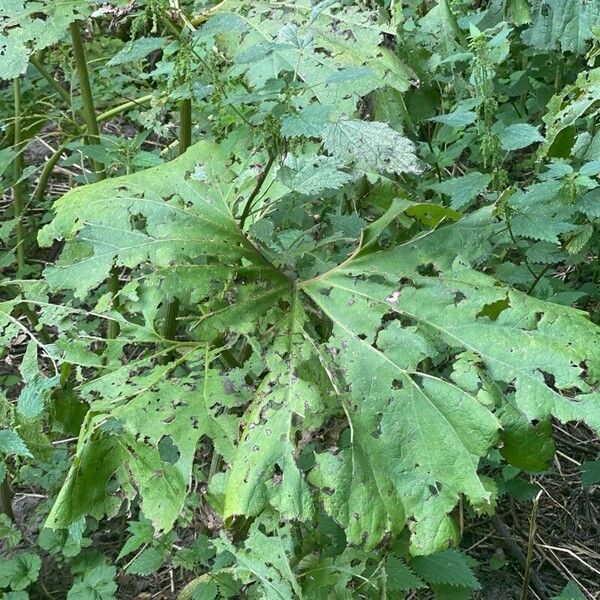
[1,0,600,597]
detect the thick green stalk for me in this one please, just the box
[12,78,26,272]
[107,267,120,340]
[179,98,192,154]
[0,476,14,521]
[69,21,106,181]
[32,142,68,206]
[29,55,72,105]
[96,93,157,123]
[519,492,542,600]
[70,21,121,341]
[554,55,565,93]
[160,98,192,352]
[34,95,157,206]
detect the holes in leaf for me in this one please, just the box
[367,274,387,285]
[453,291,467,305]
[476,297,510,321]
[371,412,383,438]
[428,482,442,496]
[381,310,415,328]
[416,262,440,277]
[532,312,544,328]
[538,370,557,391]
[392,379,404,390]
[158,435,180,464]
[130,212,148,233]
[386,290,401,304]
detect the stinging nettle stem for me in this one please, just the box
[29,55,73,106]
[69,20,106,181]
[160,98,193,356]
[70,20,120,341]
[0,474,14,521]
[12,78,26,272]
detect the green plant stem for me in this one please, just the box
[239,154,275,229]
[554,55,565,93]
[18,304,52,345]
[32,142,68,205]
[520,491,541,600]
[29,55,72,105]
[13,78,26,272]
[161,14,254,128]
[208,445,221,481]
[33,94,157,205]
[160,99,192,356]
[69,20,106,181]
[491,516,549,599]
[70,21,122,343]
[0,476,14,521]
[162,297,180,343]
[107,267,120,339]
[96,93,157,122]
[179,98,192,154]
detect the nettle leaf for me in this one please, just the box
[385,555,426,592]
[0,429,32,457]
[280,105,332,138]
[411,549,480,589]
[106,36,166,66]
[322,119,422,176]
[126,547,165,576]
[428,172,492,210]
[279,154,352,195]
[67,565,117,600]
[117,518,154,560]
[17,374,59,419]
[499,123,545,151]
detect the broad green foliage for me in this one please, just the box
[3,0,600,597]
[36,79,600,559]
[522,0,600,54]
[0,1,92,80]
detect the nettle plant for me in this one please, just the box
[3,0,600,596]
